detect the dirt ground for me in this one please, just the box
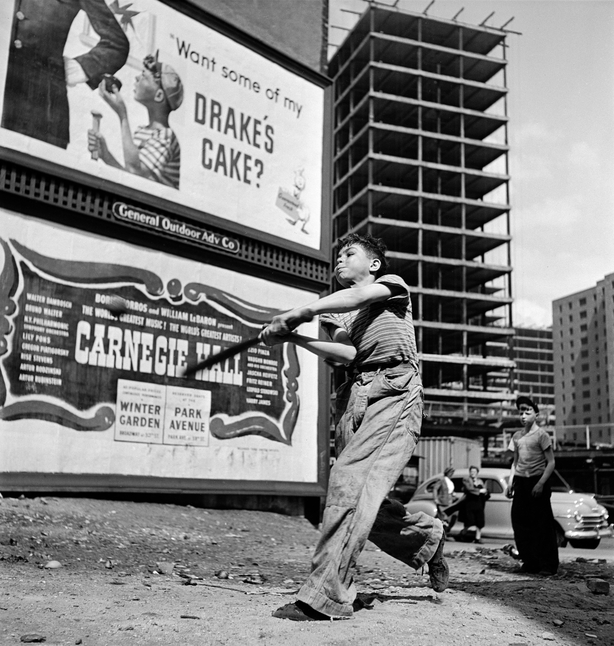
[0,495,612,646]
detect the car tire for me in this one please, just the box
[569,538,601,550]
[555,525,567,548]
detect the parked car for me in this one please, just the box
[404,467,613,549]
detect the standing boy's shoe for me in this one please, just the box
[428,535,449,592]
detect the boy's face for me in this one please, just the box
[134,68,163,105]
[518,404,537,426]
[335,244,379,287]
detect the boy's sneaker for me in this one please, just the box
[428,535,449,592]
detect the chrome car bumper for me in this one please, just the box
[564,524,613,540]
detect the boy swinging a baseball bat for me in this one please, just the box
[261,233,448,622]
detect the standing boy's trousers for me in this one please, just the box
[511,475,559,574]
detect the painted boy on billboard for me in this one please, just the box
[1,0,129,149]
[87,52,183,189]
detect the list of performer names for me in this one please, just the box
[19,292,73,389]
[245,345,281,407]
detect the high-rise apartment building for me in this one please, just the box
[328,4,515,431]
[513,326,554,419]
[553,273,614,443]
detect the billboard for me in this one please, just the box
[0,0,328,256]
[0,208,325,490]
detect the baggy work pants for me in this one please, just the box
[511,475,559,574]
[297,365,444,617]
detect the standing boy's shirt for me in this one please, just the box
[508,427,552,477]
[319,274,418,370]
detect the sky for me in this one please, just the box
[329,0,614,328]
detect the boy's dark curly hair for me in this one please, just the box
[338,233,390,277]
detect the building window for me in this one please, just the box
[583,416,591,423]
[580,311,587,319]
[583,390,590,398]
[582,377,590,385]
[582,363,589,371]
[580,324,587,331]
[571,405,576,413]
[579,298,586,305]
[569,315,573,322]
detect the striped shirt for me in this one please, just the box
[320,274,418,370]
[134,125,181,189]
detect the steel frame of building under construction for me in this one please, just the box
[328,4,515,435]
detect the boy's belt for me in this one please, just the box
[354,360,412,373]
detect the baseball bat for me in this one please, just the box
[181,333,264,378]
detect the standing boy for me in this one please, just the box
[88,53,183,188]
[261,233,447,621]
[506,395,558,575]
